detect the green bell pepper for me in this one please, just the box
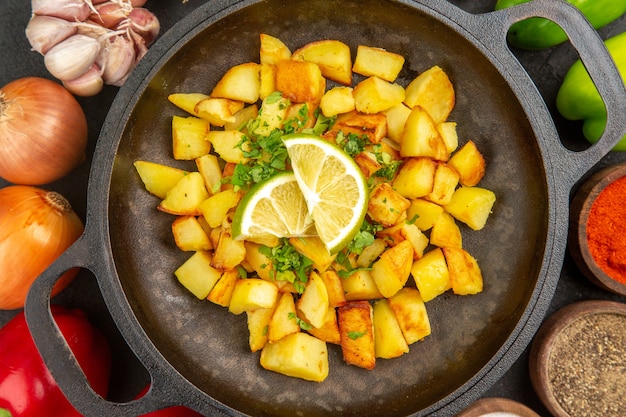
[556,31,626,151]
[495,0,626,50]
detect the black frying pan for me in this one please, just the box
[25,0,626,416]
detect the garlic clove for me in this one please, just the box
[44,34,101,81]
[98,34,136,86]
[75,20,110,39]
[91,1,131,29]
[63,64,104,96]
[127,8,160,46]
[31,0,92,22]
[25,15,78,55]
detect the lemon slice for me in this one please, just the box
[283,133,368,254]
[232,171,316,239]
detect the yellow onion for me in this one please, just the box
[0,77,88,185]
[0,185,84,310]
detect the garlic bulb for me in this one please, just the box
[26,15,78,55]
[44,34,100,81]
[27,0,160,96]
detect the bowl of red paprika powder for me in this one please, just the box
[569,162,626,296]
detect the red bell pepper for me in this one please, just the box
[0,305,112,417]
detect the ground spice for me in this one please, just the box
[586,175,626,284]
[547,313,626,417]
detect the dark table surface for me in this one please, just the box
[1,1,626,416]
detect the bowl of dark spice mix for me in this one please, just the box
[569,162,626,296]
[455,397,541,417]
[529,300,626,417]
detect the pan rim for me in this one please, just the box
[91,0,566,415]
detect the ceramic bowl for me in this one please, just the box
[569,162,626,296]
[455,397,540,417]
[529,300,626,417]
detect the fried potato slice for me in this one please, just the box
[292,39,352,85]
[337,300,376,370]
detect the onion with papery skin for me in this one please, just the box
[0,185,84,310]
[0,77,88,185]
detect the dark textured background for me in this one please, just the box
[1,1,625,415]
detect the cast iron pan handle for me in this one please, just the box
[24,234,195,416]
[466,0,626,186]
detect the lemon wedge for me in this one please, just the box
[232,171,316,240]
[283,133,368,254]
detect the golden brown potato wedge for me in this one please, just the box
[259,33,291,65]
[168,92,209,116]
[174,251,222,299]
[443,247,484,295]
[158,172,209,216]
[367,182,410,227]
[329,111,388,144]
[426,162,460,206]
[296,271,330,329]
[275,59,326,103]
[388,287,431,344]
[260,332,329,382]
[353,76,405,114]
[392,156,437,199]
[195,154,222,195]
[319,270,346,308]
[352,45,405,82]
[292,39,352,85]
[448,140,486,187]
[212,228,246,271]
[207,130,250,164]
[406,197,444,231]
[269,292,300,343]
[337,300,376,370]
[207,268,239,307]
[373,299,409,359]
[134,160,189,200]
[384,103,412,144]
[194,97,244,127]
[371,240,413,298]
[199,189,242,228]
[437,121,459,154]
[342,269,383,301]
[211,62,261,103]
[171,116,211,161]
[247,306,275,352]
[411,248,451,302]
[429,211,462,249]
[400,106,449,161]
[305,307,341,344]
[172,215,212,252]
[319,86,355,117]
[444,186,496,231]
[404,65,455,124]
[228,278,279,315]
[289,236,336,273]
